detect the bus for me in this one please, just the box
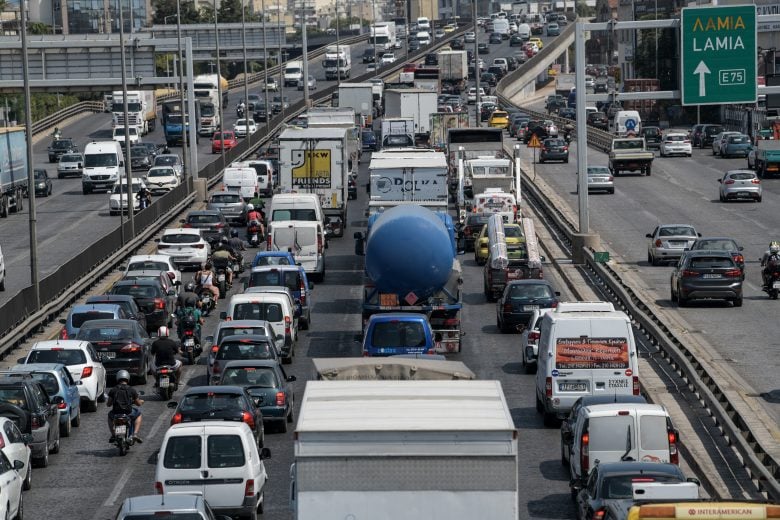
[627,502,780,520]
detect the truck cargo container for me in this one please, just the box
[311,357,476,380]
[380,117,416,148]
[192,74,229,105]
[337,82,374,121]
[437,50,469,94]
[413,67,441,94]
[322,44,352,80]
[111,90,157,135]
[555,73,576,97]
[429,112,469,151]
[368,149,449,214]
[370,21,396,52]
[0,127,28,218]
[161,99,201,146]
[305,107,361,175]
[384,89,438,139]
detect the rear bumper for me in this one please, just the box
[680,282,742,300]
[102,357,146,377]
[30,429,49,458]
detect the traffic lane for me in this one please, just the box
[516,136,780,415]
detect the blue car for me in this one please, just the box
[10,363,81,436]
[251,250,297,268]
[58,303,128,340]
[362,313,438,357]
[720,134,752,158]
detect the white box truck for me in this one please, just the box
[291,380,519,520]
[384,89,438,139]
[322,44,352,81]
[380,117,415,148]
[111,90,157,135]
[438,50,469,94]
[337,83,374,120]
[305,107,361,175]
[278,126,350,236]
[370,21,396,52]
[368,149,449,214]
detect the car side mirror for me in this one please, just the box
[645,233,652,238]
[554,291,561,296]
[286,375,297,382]
[219,311,227,320]
[17,357,25,364]
[698,233,702,237]
[687,477,701,486]
[166,401,178,409]
[59,318,66,324]
[260,447,272,459]
[717,178,722,183]
[738,246,744,251]
[21,434,33,445]
[13,460,24,471]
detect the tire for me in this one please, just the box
[287,401,295,423]
[136,362,148,385]
[22,458,31,490]
[608,188,615,194]
[561,442,569,467]
[733,297,743,307]
[535,394,543,413]
[678,294,687,307]
[671,287,678,303]
[218,279,227,298]
[71,408,80,427]
[279,418,288,433]
[84,397,98,413]
[299,318,309,331]
[118,443,128,456]
[50,437,59,454]
[187,351,194,365]
[645,166,651,176]
[60,417,71,437]
[757,196,762,203]
[34,448,47,468]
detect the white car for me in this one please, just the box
[366,63,378,72]
[233,119,257,138]
[263,77,279,92]
[0,437,23,520]
[22,340,107,412]
[145,166,180,193]
[152,154,183,178]
[112,126,140,144]
[464,31,476,43]
[123,254,182,287]
[544,119,559,136]
[0,244,5,291]
[660,133,692,157]
[467,87,486,104]
[108,179,147,216]
[0,417,31,491]
[156,228,210,271]
[381,52,396,65]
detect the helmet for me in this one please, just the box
[158,325,170,338]
[116,370,131,383]
[771,244,780,254]
[230,229,239,237]
[246,203,254,211]
[184,282,195,292]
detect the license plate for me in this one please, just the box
[608,379,629,388]
[523,305,539,311]
[184,338,194,347]
[737,192,750,197]
[702,273,722,279]
[559,382,586,392]
[218,274,226,282]
[100,351,115,360]
[773,282,780,289]
[114,425,127,436]
[159,377,169,388]
[251,234,258,241]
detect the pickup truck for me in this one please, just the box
[608,137,654,176]
[753,139,780,178]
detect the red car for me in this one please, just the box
[211,131,237,154]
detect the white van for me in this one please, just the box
[517,23,531,40]
[267,220,326,282]
[270,193,324,225]
[535,302,640,425]
[244,159,275,197]
[416,31,431,46]
[614,110,642,137]
[474,188,517,223]
[82,140,124,194]
[222,292,299,350]
[112,126,139,144]
[284,60,304,87]
[492,18,510,38]
[566,403,679,493]
[223,166,258,201]
[416,17,431,30]
[155,422,270,518]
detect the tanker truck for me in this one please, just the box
[354,205,463,354]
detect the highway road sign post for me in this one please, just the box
[681,5,757,106]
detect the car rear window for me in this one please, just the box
[221,366,279,387]
[180,392,243,412]
[659,226,695,237]
[217,340,275,360]
[163,435,202,469]
[233,302,283,322]
[148,168,175,178]
[689,256,734,269]
[249,270,300,292]
[207,434,245,468]
[665,135,686,142]
[729,136,749,143]
[271,209,316,221]
[71,311,116,328]
[78,325,134,342]
[602,475,681,499]
[128,261,169,272]
[254,255,293,267]
[728,172,756,181]
[28,349,86,365]
[122,514,202,519]
[508,284,553,299]
[155,156,178,166]
[705,126,723,135]
[27,373,59,395]
[111,284,160,298]
[186,214,220,224]
[163,233,201,244]
[640,415,669,451]
[371,321,427,348]
[212,194,242,204]
[589,415,634,451]
[692,240,735,251]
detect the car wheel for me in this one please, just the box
[757,196,762,203]
[561,442,569,467]
[34,449,48,469]
[22,458,31,490]
[678,294,687,307]
[671,287,678,303]
[608,188,614,194]
[84,397,98,413]
[719,193,725,202]
[136,361,148,385]
[733,297,743,307]
[71,407,81,427]
[535,394,543,413]
[60,417,71,438]
[543,411,557,427]
[50,436,60,454]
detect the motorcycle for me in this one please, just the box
[762,266,780,299]
[111,413,135,456]
[326,215,343,238]
[237,104,246,118]
[247,220,263,247]
[197,288,216,317]
[213,263,229,298]
[155,365,177,400]
[179,314,202,365]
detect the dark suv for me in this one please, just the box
[108,279,177,332]
[640,126,663,150]
[587,111,609,130]
[696,124,724,148]
[47,138,78,163]
[0,373,61,466]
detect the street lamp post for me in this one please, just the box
[301,0,310,106]
[371,0,376,65]
[241,0,250,145]
[278,0,285,117]
[473,0,480,127]
[335,0,341,87]
[262,0,270,132]
[176,0,189,188]
[214,0,225,167]
[118,0,135,238]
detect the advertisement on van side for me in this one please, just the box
[291,149,331,188]
[555,337,629,369]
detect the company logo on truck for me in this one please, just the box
[291,149,331,188]
[376,175,441,194]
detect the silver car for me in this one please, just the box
[711,131,741,156]
[207,190,247,224]
[297,75,317,91]
[577,165,614,194]
[646,224,701,266]
[718,169,762,202]
[115,494,219,520]
[57,153,84,179]
[152,154,183,178]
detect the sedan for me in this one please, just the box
[56,152,84,179]
[711,131,741,156]
[76,319,152,382]
[33,168,53,197]
[207,190,247,225]
[539,138,569,163]
[218,360,296,432]
[211,131,237,154]
[660,132,692,157]
[122,254,182,287]
[466,87,486,104]
[296,75,317,91]
[263,77,278,91]
[168,386,265,449]
[688,237,745,275]
[462,214,491,252]
[477,42,490,54]
[129,146,152,171]
[488,110,509,129]
[108,179,146,216]
[144,166,179,194]
[670,250,743,307]
[718,169,762,202]
[480,71,498,87]
[578,165,615,194]
[646,224,701,266]
[233,119,258,138]
[156,227,211,271]
[720,134,751,158]
[510,34,524,46]
[496,280,559,333]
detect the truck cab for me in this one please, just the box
[362,313,439,357]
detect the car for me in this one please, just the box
[33,168,52,197]
[246,265,313,329]
[59,302,128,340]
[525,120,549,143]
[296,75,317,91]
[558,107,576,120]
[207,190,247,225]
[209,334,280,384]
[481,71,499,86]
[671,250,744,307]
[168,385,265,449]
[558,14,568,25]
[0,443,24,518]
[688,237,745,275]
[362,48,376,63]
[496,280,559,333]
[466,87,486,104]
[233,119,258,138]
[144,166,180,193]
[156,226,212,271]
[544,119,559,136]
[477,42,490,54]
[577,165,614,194]
[121,269,179,298]
[646,224,701,266]
[695,123,724,148]
[720,134,751,158]
[270,95,290,113]
[115,494,220,520]
[211,131,237,154]
[475,223,524,265]
[718,169,762,202]
[218,360,296,432]
[529,37,544,49]
[361,129,378,151]
[152,153,183,177]
[112,125,140,144]
[584,74,595,88]
[451,37,464,49]
[660,132,692,157]
[253,102,269,123]
[539,137,569,163]
[0,372,60,467]
[56,152,84,179]
[488,110,509,129]
[461,214,491,252]
[263,76,279,91]
[8,363,82,437]
[480,102,498,122]
[380,52,396,65]
[108,179,147,216]
[509,114,530,137]
[47,137,78,163]
[107,278,177,332]
[203,320,284,380]
[181,209,230,244]
[640,126,663,149]
[586,111,609,130]
[464,31,476,43]
[0,416,32,491]
[711,131,741,156]
[434,29,445,39]
[489,32,503,44]
[407,39,420,51]
[546,22,560,36]
[129,146,152,171]
[574,462,689,520]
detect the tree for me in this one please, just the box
[27,22,53,34]
[152,0,201,25]
[217,0,243,23]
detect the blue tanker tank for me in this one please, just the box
[364,205,456,301]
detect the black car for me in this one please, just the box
[450,38,465,50]
[47,138,77,163]
[424,53,438,66]
[361,129,378,151]
[640,126,663,149]
[486,66,505,80]
[129,146,153,171]
[525,120,548,143]
[480,72,498,87]
[408,39,420,51]
[76,319,152,383]
[670,250,743,307]
[85,294,148,331]
[253,103,268,123]
[181,210,230,243]
[0,373,61,467]
[489,32,503,44]
[587,111,609,130]
[477,42,490,54]
[168,385,265,449]
[558,107,576,120]
[210,334,279,384]
[510,34,524,46]
[134,142,160,159]
[697,123,724,148]
[496,280,559,333]
[33,168,53,197]
[539,138,570,163]
[462,214,491,251]
[107,279,177,332]
[362,48,376,63]
[689,236,745,275]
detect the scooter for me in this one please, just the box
[762,265,780,299]
[247,220,263,247]
[111,414,135,456]
[179,317,202,365]
[155,365,177,401]
[197,288,216,316]
[213,263,229,298]
[237,104,245,118]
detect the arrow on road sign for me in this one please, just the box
[694,61,711,97]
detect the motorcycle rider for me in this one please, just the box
[135,185,152,210]
[237,100,246,118]
[760,241,780,288]
[52,127,61,140]
[211,239,237,288]
[245,203,265,240]
[228,229,247,256]
[176,282,203,338]
[107,370,144,444]
[248,192,265,212]
[195,262,220,301]
[151,326,182,388]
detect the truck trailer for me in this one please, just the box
[111,90,157,135]
[161,99,201,146]
[322,44,352,80]
[337,83,374,122]
[0,127,28,218]
[368,149,449,214]
[384,89,438,140]
[438,50,469,94]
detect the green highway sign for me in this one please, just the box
[681,5,756,106]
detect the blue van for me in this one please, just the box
[362,313,439,357]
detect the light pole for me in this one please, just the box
[371,0,377,65]
[335,0,341,87]
[214,0,225,167]
[473,0,480,127]
[241,0,250,146]
[262,0,270,132]
[164,13,177,82]
[301,0,310,106]
[278,0,285,118]
[118,0,135,239]
[176,0,189,188]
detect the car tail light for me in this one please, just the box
[215,223,225,229]
[167,271,176,280]
[60,328,68,339]
[57,400,67,409]
[299,280,306,305]
[155,481,164,494]
[241,411,255,429]
[724,179,735,185]
[633,376,640,395]
[581,432,589,474]
[121,342,143,353]
[654,239,662,247]
[608,176,614,181]
[193,244,205,249]
[545,377,552,398]
[562,146,568,152]
[668,430,679,464]
[733,254,744,264]
[211,345,219,354]
[503,302,512,312]
[184,329,194,336]
[212,361,220,374]
[0,436,4,449]
[182,223,192,228]
[751,179,761,184]
[244,478,255,497]
[31,415,41,429]
[529,331,540,341]
[682,269,699,278]
[276,392,286,406]
[284,315,291,335]
[593,507,607,520]
[724,269,742,278]
[684,140,691,144]
[171,412,183,425]
[154,298,166,310]
[266,233,272,249]
[81,366,93,379]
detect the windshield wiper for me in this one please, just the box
[620,424,634,461]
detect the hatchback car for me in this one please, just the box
[155,228,211,271]
[478,42,490,54]
[211,131,237,154]
[204,320,284,378]
[108,179,147,215]
[695,124,724,148]
[152,154,183,177]
[270,95,290,113]
[59,302,128,340]
[48,138,78,163]
[720,134,751,158]
[144,166,180,193]
[207,191,247,225]
[586,111,609,130]
[462,214,491,252]
[361,129,378,151]
[115,494,218,520]
[529,37,544,49]
[711,131,742,156]
[496,280,559,333]
[640,126,663,149]
[489,32,503,44]
[76,318,152,382]
[464,31,476,43]
[233,119,258,138]
[56,152,84,179]
[488,110,509,129]
[31,168,52,198]
[671,251,743,307]
[85,293,148,331]
[0,416,32,490]
[466,87,486,104]
[180,210,230,245]
[660,132,692,157]
[0,443,24,518]
[546,22,560,36]
[646,224,701,266]
[688,237,745,274]
[718,169,762,202]
[578,165,614,194]
[539,138,569,163]
[8,364,81,437]
[480,72,498,87]
[129,146,153,171]
[263,77,279,91]
[209,335,279,385]
[108,279,177,332]
[510,34,524,46]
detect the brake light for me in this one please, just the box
[215,223,225,228]
[31,415,41,429]
[212,361,220,374]
[59,327,69,339]
[284,315,291,335]
[184,329,194,336]
[562,146,568,152]
[733,254,744,264]
[299,281,306,305]
[528,331,540,341]
[182,223,192,228]
[241,411,255,429]
[171,412,182,425]
[681,269,699,278]
[668,430,679,464]
[167,271,176,280]
[211,345,220,353]
[244,478,255,497]
[724,179,735,185]
[155,481,164,494]
[276,392,286,406]
[154,298,166,310]
[751,178,761,184]
[193,244,205,249]
[581,432,589,474]
[608,176,614,181]
[81,366,93,379]
[654,239,662,247]
[593,508,607,520]
[503,302,512,312]
[58,401,67,410]
[633,376,640,395]
[159,368,169,374]
[724,269,742,278]
[545,377,552,398]
[121,342,143,353]
[266,233,272,249]
[317,232,323,255]
[684,140,691,144]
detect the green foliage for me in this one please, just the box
[27,22,53,34]
[4,93,82,123]
[152,0,202,24]
[635,25,677,90]
[217,0,243,22]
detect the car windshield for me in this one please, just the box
[34,170,47,180]
[602,475,681,499]
[216,341,274,360]
[26,373,59,395]
[163,233,200,244]
[112,183,142,194]
[77,325,134,342]
[659,226,696,237]
[729,135,749,143]
[148,168,175,178]
[221,366,279,387]
[588,166,611,176]
[371,321,427,348]
[71,311,116,328]
[27,349,86,365]
[211,194,242,204]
